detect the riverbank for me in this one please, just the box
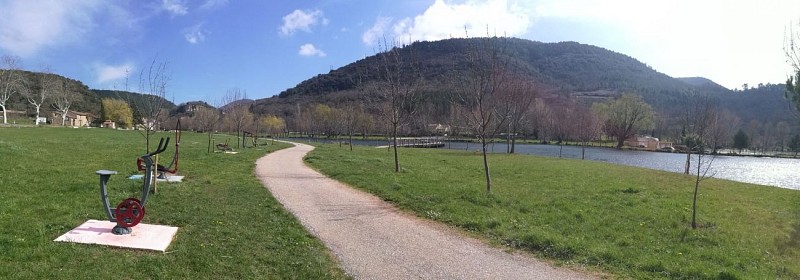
[305,144,800,279]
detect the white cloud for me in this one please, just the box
[200,0,228,10]
[530,0,800,88]
[362,17,392,45]
[0,0,105,57]
[298,43,326,57]
[184,23,207,44]
[162,0,188,16]
[362,0,532,45]
[95,62,133,85]
[280,9,327,36]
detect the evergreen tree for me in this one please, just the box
[733,129,749,153]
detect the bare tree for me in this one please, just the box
[690,139,716,229]
[679,93,715,174]
[676,94,719,229]
[707,109,740,154]
[367,39,422,172]
[131,59,171,152]
[452,36,512,193]
[20,67,58,125]
[574,106,601,159]
[341,103,366,150]
[530,99,551,142]
[776,121,790,152]
[52,79,80,126]
[501,77,536,153]
[785,21,800,115]
[547,105,572,158]
[0,55,21,124]
[221,87,252,148]
[195,106,220,153]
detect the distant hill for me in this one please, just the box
[93,89,176,110]
[676,77,730,93]
[253,37,797,128]
[0,71,177,121]
[219,99,254,111]
[2,70,98,114]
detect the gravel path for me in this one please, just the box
[255,142,595,279]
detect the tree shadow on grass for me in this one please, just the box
[776,199,800,256]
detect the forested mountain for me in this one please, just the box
[253,37,797,131]
[92,89,177,113]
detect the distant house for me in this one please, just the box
[102,120,116,129]
[51,111,94,127]
[624,135,673,150]
[427,123,451,136]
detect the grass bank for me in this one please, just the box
[306,144,800,279]
[0,127,346,279]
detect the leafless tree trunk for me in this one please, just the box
[0,55,21,124]
[52,79,79,126]
[221,87,252,149]
[575,107,601,160]
[706,109,739,154]
[501,78,536,153]
[680,93,715,174]
[20,67,58,125]
[341,103,365,151]
[131,59,171,152]
[195,106,220,153]
[691,149,716,229]
[366,39,422,172]
[453,36,512,194]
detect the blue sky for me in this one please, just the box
[1,0,799,104]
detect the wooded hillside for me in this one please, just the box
[254,37,795,130]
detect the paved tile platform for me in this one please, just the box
[127,174,184,182]
[54,219,178,252]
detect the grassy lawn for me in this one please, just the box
[0,127,347,279]
[306,144,800,279]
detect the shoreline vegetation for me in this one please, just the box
[0,127,346,279]
[305,143,800,279]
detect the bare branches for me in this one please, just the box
[221,87,253,148]
[451,36,514,193]
[0,55,21,124]
[785,21,800,73]
[195,105,220,153]
[19,66,58,125]
[51,79,79,126]
[130,59,171,152]
[365,39,423,172]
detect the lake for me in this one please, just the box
[288,138,800,190]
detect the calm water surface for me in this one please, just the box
[443,142,800,191]
[289,138,800,190]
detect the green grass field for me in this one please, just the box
[306,144,800,279]
[0,127,346,279]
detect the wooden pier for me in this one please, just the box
[377,137,445,148]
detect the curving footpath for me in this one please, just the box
[255,142,594,279]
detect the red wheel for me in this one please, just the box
[115,198,145,227]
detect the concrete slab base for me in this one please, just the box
[54,219,178,252]
[127,174,184,182]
